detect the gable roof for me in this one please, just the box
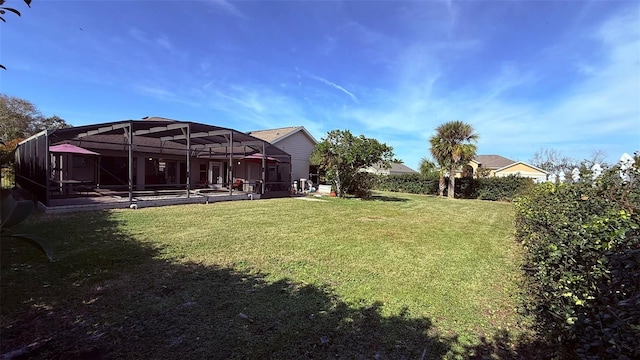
[495,161,549,174]
[473,155,515,169]
[369,162,418,174]
[389,162,419,174]
[248,126,318,145]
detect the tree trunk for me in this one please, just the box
[334,169,342,197]
[447,168,456,198]
[438,175,445,197]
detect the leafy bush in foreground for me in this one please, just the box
[514,165,640,358]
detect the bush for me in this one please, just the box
[514,165,640,358]
[374,174,533,201]
[347,172,377,198]
[475,175,533,201]
[1,167,15,189]
[373,173,439,195]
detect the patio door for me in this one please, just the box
[179,162,187,185]
[208,162,222,185]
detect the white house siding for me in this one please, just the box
[273,131,315,183]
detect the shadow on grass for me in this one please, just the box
[1,210,543,359]
[365,194,411,202]
[460,330,552,359]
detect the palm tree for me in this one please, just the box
[430,150,450,197]
[418,157,437,177]
[429,121,479,198]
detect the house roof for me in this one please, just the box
[473,155,515,169]
[248,126,318,145]
[389,162,419,174]
[370,162,418,174]
[495,161,549,174]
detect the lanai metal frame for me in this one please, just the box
[15,119,291,207]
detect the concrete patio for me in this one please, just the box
[42,188,259,214]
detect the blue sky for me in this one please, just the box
[1,0,638,170]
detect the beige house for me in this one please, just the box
[462,155,548,182]
[248,126,318,185]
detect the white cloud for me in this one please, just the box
[120,4,639,168]
[445,0,456,30]
[128,27,147,43]
[128,28,175,53]
[205,85,320,132]
[155,36,173,52]
[306,72,359,104]
[207,0,247,19]
[336,8,639,167]
[133,84,200,107]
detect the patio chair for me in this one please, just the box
[232,179,243,191]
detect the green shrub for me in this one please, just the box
[577,248,640,359]
[454,178,477,198]
[347,172,377,198]
[373,173,439,195]
[374,174,533,201]
[475,175,533,201]
[514,165,640,358]
[1,167,15,189]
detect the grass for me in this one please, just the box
[1,192,534,359]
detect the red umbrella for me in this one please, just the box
[50,144,100,156]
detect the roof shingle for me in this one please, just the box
[248,126,302,143]
[473,155,515,169]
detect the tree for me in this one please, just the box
[429,120,479,198]
[1,0,32,70]
[36,115,69,133]
[418,157,438,178]
[0,94,40,141]
[580,149,607,168]
[0,137,22,165]
[0,0,31,22]
[430,152,450,197]
[0,94,71,143]
[529,148,576,181]
[311,129,395,198]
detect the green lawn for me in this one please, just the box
[1,192,531,359]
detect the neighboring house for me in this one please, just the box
[461,155,548,182]
[364,162,419,175]
[248,126,318,185]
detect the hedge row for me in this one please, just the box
[514,166,640,358]
[373,173,439,195]
[373,174,532,201]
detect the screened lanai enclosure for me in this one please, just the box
[14,119,292,209]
